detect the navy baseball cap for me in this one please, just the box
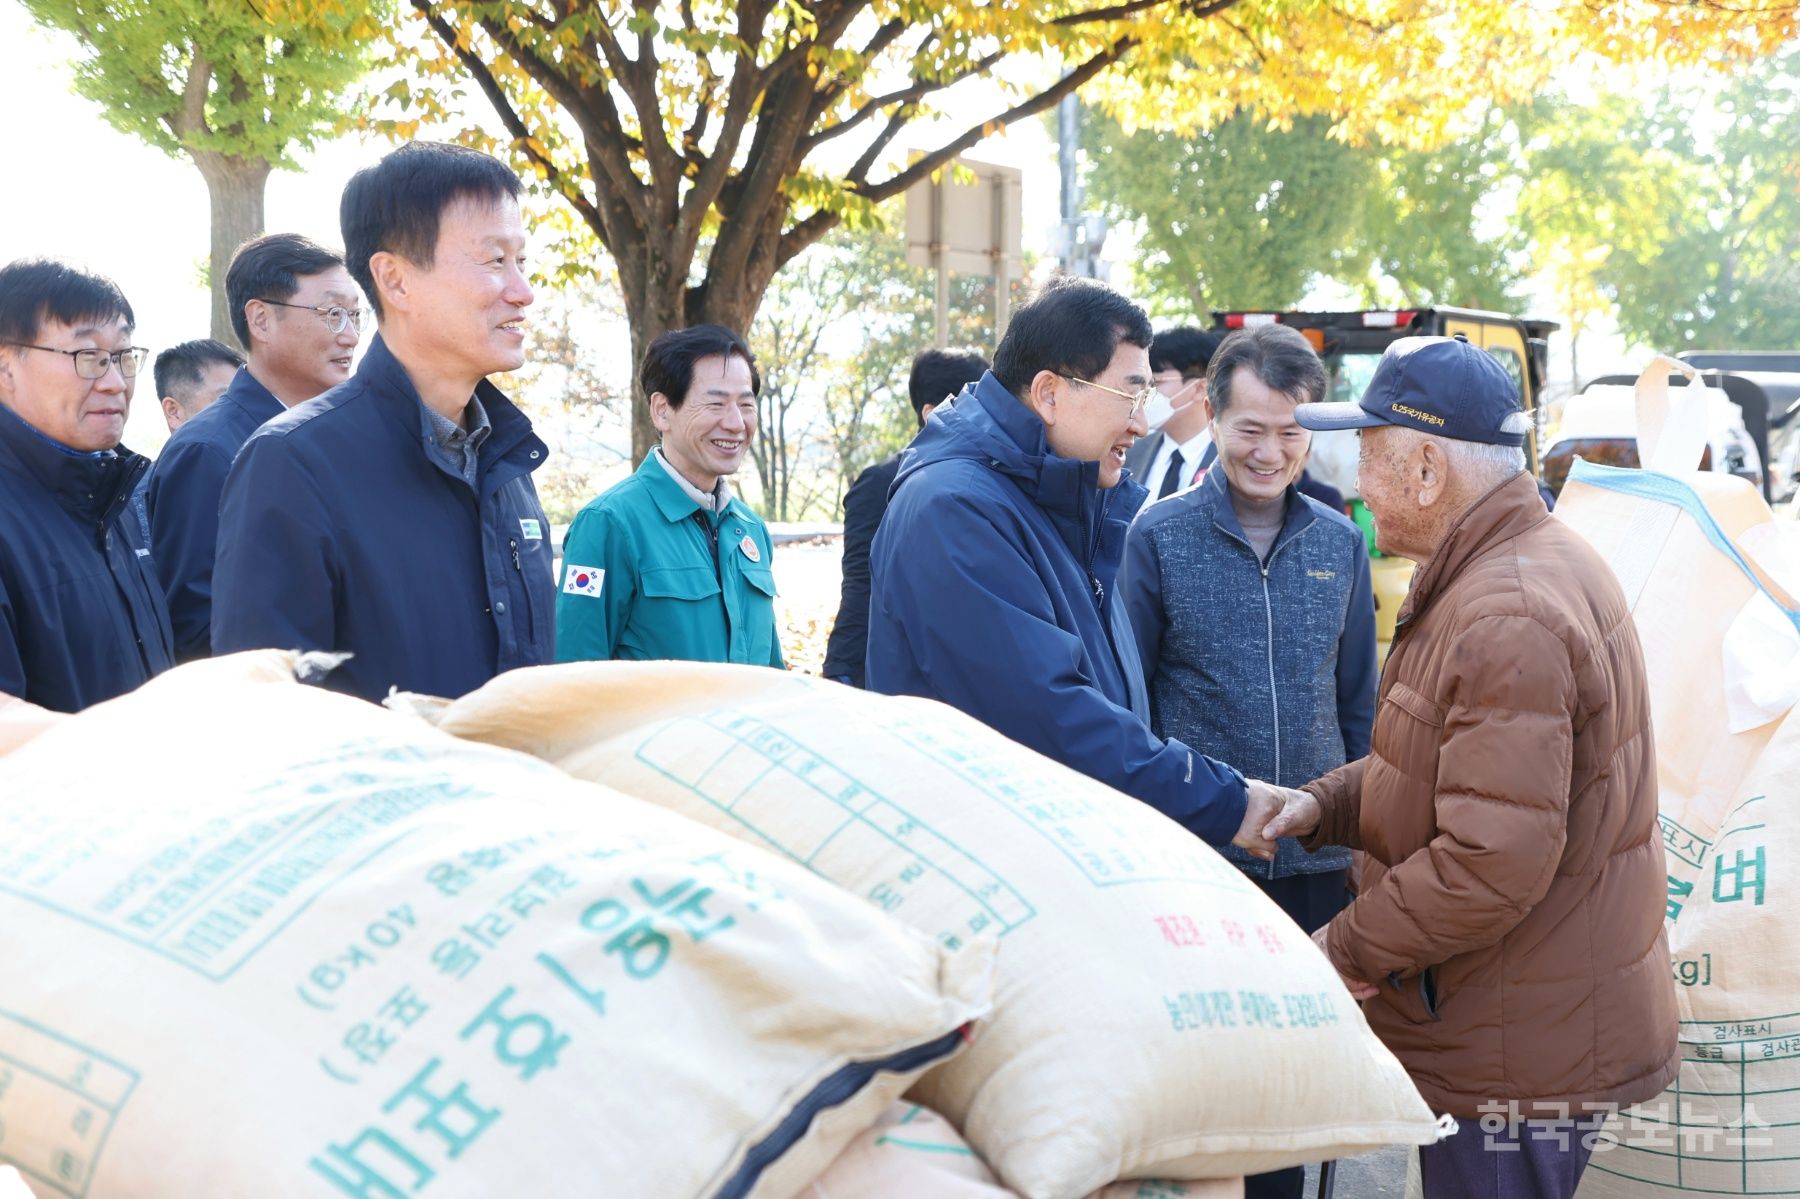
[1294,334,1527,447]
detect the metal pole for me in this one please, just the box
[1058,91,1081,274]
[992,176,1010,341]
[1058,93,1080,225]
[933,174,949,348]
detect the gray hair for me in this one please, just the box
[1387,426,1527,486]
[1446,438,1528,481]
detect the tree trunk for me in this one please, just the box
[191,152,273,349]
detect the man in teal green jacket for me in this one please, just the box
[556,324,783,666]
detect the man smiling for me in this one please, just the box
[1117,322,1375,1199]
[144,233,363,660]
[556,324,782,666]
[0,259,173,711]
[212,142,555,701]
[866,277,1291,851]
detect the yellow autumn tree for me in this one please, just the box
[291,0,1796,459]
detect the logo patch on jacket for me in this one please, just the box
[1307,569,1336,581]
[562,565,604,598]
[739,535,761,563]
[519,518,544,541]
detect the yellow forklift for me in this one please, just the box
[1210,307,1559,660]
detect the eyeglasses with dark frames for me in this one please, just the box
[258,299,370,336]
[5,343,149,380]
[1059,373,1156,418]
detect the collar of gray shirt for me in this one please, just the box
[419,395,492,488]
[653,446,732,515]
[1231,487,1288,564]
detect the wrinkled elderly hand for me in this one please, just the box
[1234,780,1282,859]
[1260,784,1322,844]
[1313,925,1380,1001]
[1234,780,1320,859]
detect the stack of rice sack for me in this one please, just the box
[416,658,1449,1198]
[0,653,992,1198]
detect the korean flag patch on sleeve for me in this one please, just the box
[562,565,604,598]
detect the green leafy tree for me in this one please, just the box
[1572,62,1800,351]
[750,224,994,521]
[1350,104,1532,311]
[1515,55,1800,368]
[1082,102,1531,317]
[1081,108,1374,315]
[21,0,383,342]
[367,0,1790,463]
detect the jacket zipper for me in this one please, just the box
[509,537,536,644]
[1256,530,1306,880]
[1259,563,1280,879]
[1086,487,1112,614]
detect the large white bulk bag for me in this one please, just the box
[1557,361,1800,1198]
[0,653,991,1199]
[413,661,1444,1198]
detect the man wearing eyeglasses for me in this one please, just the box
[143,233,364,660]
[212,141,555,702]
[865,276,1295,851]
[0,258,174,711]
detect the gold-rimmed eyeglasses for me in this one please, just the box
[1059,373,1155,417]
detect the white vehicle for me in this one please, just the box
[1541,373,1764,498]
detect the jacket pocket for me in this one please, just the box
[740,564,778,600]
[738,564,779,663]
[1385,681,1445,726]
[1382,968,1443,1024]
[641,565,724,601]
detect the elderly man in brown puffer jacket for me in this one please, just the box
[1258,335,1679,1199]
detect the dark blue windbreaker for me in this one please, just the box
[0,404,174,711]
[142,366,283,660]
[211,335,555,703]
[864,372,1248,845]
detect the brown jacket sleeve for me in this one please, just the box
[1325,615,1577,985]
[1302,757,1368,852]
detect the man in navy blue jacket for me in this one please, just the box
[0,259,173,711]
[212,142,555,702]
[145,233,364,660]
[866,277,1291,848]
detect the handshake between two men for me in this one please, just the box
[1236,779,1318,861]
[1231,780,1380,1002]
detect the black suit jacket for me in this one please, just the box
[823,452,902,685]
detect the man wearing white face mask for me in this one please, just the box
[1125,326,1218,500]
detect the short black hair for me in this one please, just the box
[154,338,244,404]
[0,258,134,347]
[640,324,761,409]
[992,276,1152,400]
[1207,323,1327,414]
[908,347,988,425]
[339,141,522,319]
[225,233,345,350]
[1149,326,1220,379]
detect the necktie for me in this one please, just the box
[1157,449,1186,500]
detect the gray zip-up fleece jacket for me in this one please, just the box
[1118,467,1377,877]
